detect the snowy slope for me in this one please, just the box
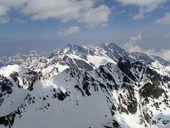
[0,58,170,128]
[0,43,170,128]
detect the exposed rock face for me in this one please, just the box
[0,75,13,106]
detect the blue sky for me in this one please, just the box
[0,0,170,60]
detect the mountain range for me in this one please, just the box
[0,42,170,128]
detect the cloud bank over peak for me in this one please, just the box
[123,33,170,61]
[123,33,142,52]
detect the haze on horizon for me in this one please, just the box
[0,0,170,61]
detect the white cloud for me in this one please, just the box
[155,50,170,61]
[78,4,111,27]
[142,49,170,62]
[123,33,142,52]
[123,33,170,61]
[118,0,166,20]
[124,42,142,53]
[117,0,163,6]
[58,26,79,36]
[0,0,27,23]
[21,0,111,27]
[129,33,142,42]
[156,12,170,25]
[0,0,111,26]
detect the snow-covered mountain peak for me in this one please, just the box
[0,42,170,128]
[58,44,88,57]
[0,57,170,128]
[0,43,169,89]
[12,42,169,80]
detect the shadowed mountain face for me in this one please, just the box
[0,43,170,128]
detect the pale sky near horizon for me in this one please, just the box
[0,0,170,60]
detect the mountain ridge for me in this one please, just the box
[0,42,170,128]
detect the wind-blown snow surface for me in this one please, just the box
[0,58,170,128]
